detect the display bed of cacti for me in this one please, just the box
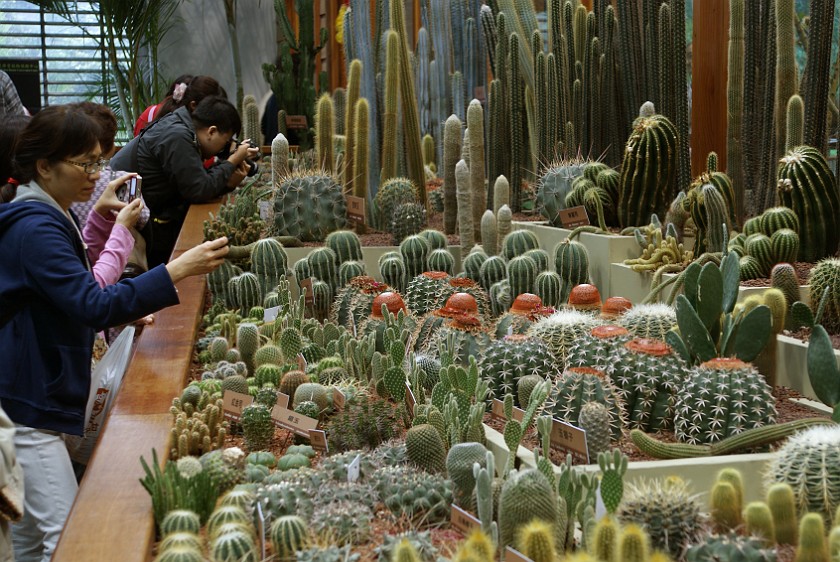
[486,385,829,465]
[738,261,815,288]
[782,326,840,350]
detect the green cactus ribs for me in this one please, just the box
[270,173,347,242]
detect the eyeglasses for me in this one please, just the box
[61,158,108,175]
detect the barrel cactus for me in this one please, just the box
[618,303,676,340]
[537,158,587,226]
[604,338,689,431]
[777,146,840,261]
[808,258,840,332]
[674,358,777,445]
[526,309,600,368]
[545,366,626,440]
[478,335,560,403]
[566,324,633,371]
[374,177,418,230]
[270,173,347,242]
[405,271,451,316]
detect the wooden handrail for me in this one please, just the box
[53,201,220,562]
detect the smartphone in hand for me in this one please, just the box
[117,176,142,203]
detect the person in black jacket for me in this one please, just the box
[0,104,229,561]
[110,95,258,267]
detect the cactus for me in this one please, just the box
[456,159,475,253]
[710,481,742,534]
[674,358,777,445]
[480,210,498,257]
[526,309,599,369]
[808,259,840,333]
[744,501,776,544]
[343,59,361,195]
[337,261,366,288]
[777,147,840,262]
[270,134,289,185]
[554,239,590,301]
[241,404,274,451]
[315,93,334,171]
[516,519,557,562]
[617,478,705,559]
[796,513,829,562]
[443,115,463,235]
[498,468,558,548]
[380,257,407,293]
[250,238,288,296]
[160,510,201,536]
[405,423,446,474]
[605,339,688,432]
[767,425,840,525]
[534,270,563,308]
[685,534,776,562]
[537,159,587,226]
[389,1,426,206]
[617,114,679,228]
[270,173,347,242]
[427,249,455,276]
[381,30,400,182]
[566,324,633,372]
[391,203,428,245]
[307,246,338,290]
[399,235,431,280]
[479,335,560,404]
[545,365,625,442]
[767,482,799,545]
[759,206,800,236]
[617,523,651,562]
[578,401,612,460]
[770,228,799,265]
[501,229,539,261]
[494,175,511,216]
[464,100,487,241]
[375,177,419,231]
[270,515,308,559]
[352,98,370,228]
[446,442,487,509]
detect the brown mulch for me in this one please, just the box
[783,325,840,350]
[740,262,815,287]
[486,386,830,465]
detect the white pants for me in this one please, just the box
[11,427,77,562]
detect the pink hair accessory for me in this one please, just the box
[172,82,187,102]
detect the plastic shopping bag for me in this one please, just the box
[66,325,136,465]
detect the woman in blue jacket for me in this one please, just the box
[0,104,229,562]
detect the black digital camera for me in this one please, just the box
[116,176,141,203]
[217,138,259,177]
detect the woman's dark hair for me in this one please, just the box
[71,101,118,155]
[0,114,30,203]
[192,96,242,134]
[165,74,193,97]
[12,105,101,185]
[157,75,224,120]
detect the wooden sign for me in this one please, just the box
[549,417,589,465]
[405,381,416,418]
[490,399,525,422]
[300,278,315,306]
[450,505,482,534]
[285,115,308,129]
[346,195,366,226]
[308,429,329,453]
[222,391,253,422]
[505,547,534,562]
[333,388,346,412]
[557,205,591,228]
[260,145,272,155]
[275,392,290,409]
[270,405,318,438]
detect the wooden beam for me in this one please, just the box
[691,0,729,175]
[53,201,221,562]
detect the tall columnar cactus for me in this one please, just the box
[315,93,335,172]
[617,114,679,228]
[488,80,508,190]
[270,173,347,242]
[381,30,400,183]
[801,0,834,153]
[508,33,526,213]
[343,59,361,195]
[671,0,691,194]
[784,94,804,153]
[773,0,798,166]
[480,211,498,256]
[415,27,431,138]
[467,100,486,241]
[390,0,426,208]
[493,175,510,216]
[242,96,261,147]
[271,133,289,184]
[352,97,370,228]
[456,159,474,254]
[443,115,463,235]
[674,358,777,445]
